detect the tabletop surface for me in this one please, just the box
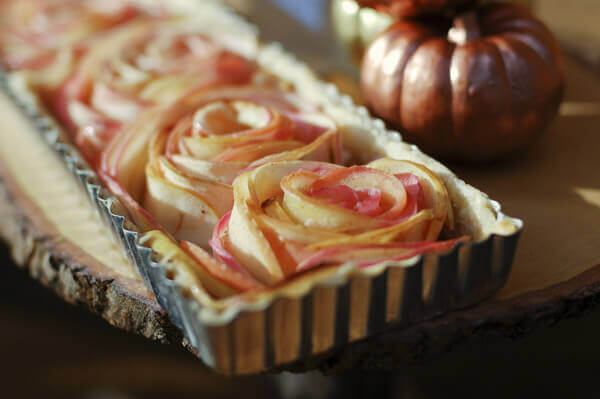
[2,0,600,397]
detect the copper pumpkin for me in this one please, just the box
[361,3,565,162]
[356,0,476,17]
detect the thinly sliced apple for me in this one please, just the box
[50,18,259,163]
[183,240,263,294]
[100,107,162,200]
[90,82,147,122]
[142,230,243,299]
[297,239,464,271]
[0,0,139,73]
[256,213,348,245]
[145,164,222,246]
[281,170,386,232]
[227,189,284,284]
[225,162,338,282]
[154,157,233,217]
[169,155,247,184]
[223,159,458,284]
[306,209,433,251]
[368,158,453,239]
[307,165,409,220]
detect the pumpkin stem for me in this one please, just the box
[448,11,481,45]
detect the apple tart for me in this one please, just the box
[0,0,522,374]
[0,0,141,71]
[175,159,464,295]
[45,18,258,164]
[101,86,343,248]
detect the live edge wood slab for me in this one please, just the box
[0,92,182,346]
[1,55,599,374]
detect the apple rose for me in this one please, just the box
[180,159,460,290]
[53,17,257,163]
[0,0,139,70]
[100,86,343,247]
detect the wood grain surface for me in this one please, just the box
[0,90,184,344]
[456,55,600,300]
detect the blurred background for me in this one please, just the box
[3,0,600,398]
[225,0,600,68]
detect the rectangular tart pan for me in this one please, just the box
[0,1,522,375]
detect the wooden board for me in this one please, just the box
[1,54,599,373]
[0,91,181,345]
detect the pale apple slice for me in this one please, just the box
[280,167,405,233]
[305,209,434,251]
[144,164,223,246]
[169,155,248,184]
[225,161,337,283]
[90,82,147,122]
[227,179,285,284]
[141,230,247,299]
[297,239,464,272]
